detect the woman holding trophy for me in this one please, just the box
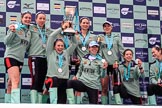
[44,21,77,104]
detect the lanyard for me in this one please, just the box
[156,60,162,79]
[16,23,27,30]
[104,34,113,50]
[74,8,79,32]
[79,32,90,47]
[37,25,46,44]
[64,36,69,49]
[124,63,131,81]
[58,54,63,68]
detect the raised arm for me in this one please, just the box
[4,24,17,45]
[46,28,62,56]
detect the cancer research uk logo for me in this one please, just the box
[7,0,21,12]
[120,5,133,19]
[148,35,161,48]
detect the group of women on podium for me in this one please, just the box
[3,11,162,106]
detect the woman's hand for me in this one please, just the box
[72,76,78,80]
[8,24,16,32]
[61,21,71,30]
[136,59,144,73]
[102,60,108,69]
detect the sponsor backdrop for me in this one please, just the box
[0,0,162,105]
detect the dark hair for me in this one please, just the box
[79,17,90,24]
[123,49,134,56]
[79,17,90,32]
[35,11,46,19]
[21,11,32,18]
[53,38,65,47]
[152,45,162,54]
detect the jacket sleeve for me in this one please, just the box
[76,59,83,78]
[117,35,124,56]
[149,64,158,84]
[46,28,62,57]
[4,30,16,45]
[134,65,145,79]
[66,34,78,56]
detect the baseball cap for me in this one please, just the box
[103,21,113,27]
[89,41,99,47]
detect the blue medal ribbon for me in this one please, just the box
[79,31,90,47]
[104,34,113,50]
[156,60,162,79]
[64,36,69,49]
[58,54,63,68]
[96,54,102,60]
[16,22,27,30]
[124,63,131,81]
[74,8,79,32]
[37,25,46,44]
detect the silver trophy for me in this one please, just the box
[63,6,77,36]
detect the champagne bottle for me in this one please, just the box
[113,60,121,86]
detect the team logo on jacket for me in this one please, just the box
[84,60,88,64]
[17,30,23,35]
[33,27,38,32]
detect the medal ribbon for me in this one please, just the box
[124,63,131,81]
[79,31,90,47]
[156,60,162,79]
[104,34,113,50]
[37,24,46,44]
[64,36,69,49]
[16,23,27,30]
[58,54,63,68]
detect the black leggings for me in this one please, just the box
[45,77,68,104]
[28,57,47,92]
[147,84,162,96]
[113,84,142,105]
[67,80,98,104]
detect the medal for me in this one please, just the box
[101,59,106,63]
[14,24,18,29]
[58,68,62,73]
[107,50,112,55]
[82,47,86,51]
[42,43,46,48]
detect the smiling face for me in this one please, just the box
[54,40,64,54]
[152,47,161,59]
[21,13,32,25]
[123,50,133,62]
[103,23,112,34]
[36,13,46,28]
[88,45,99,55]
[80,18,90,31]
